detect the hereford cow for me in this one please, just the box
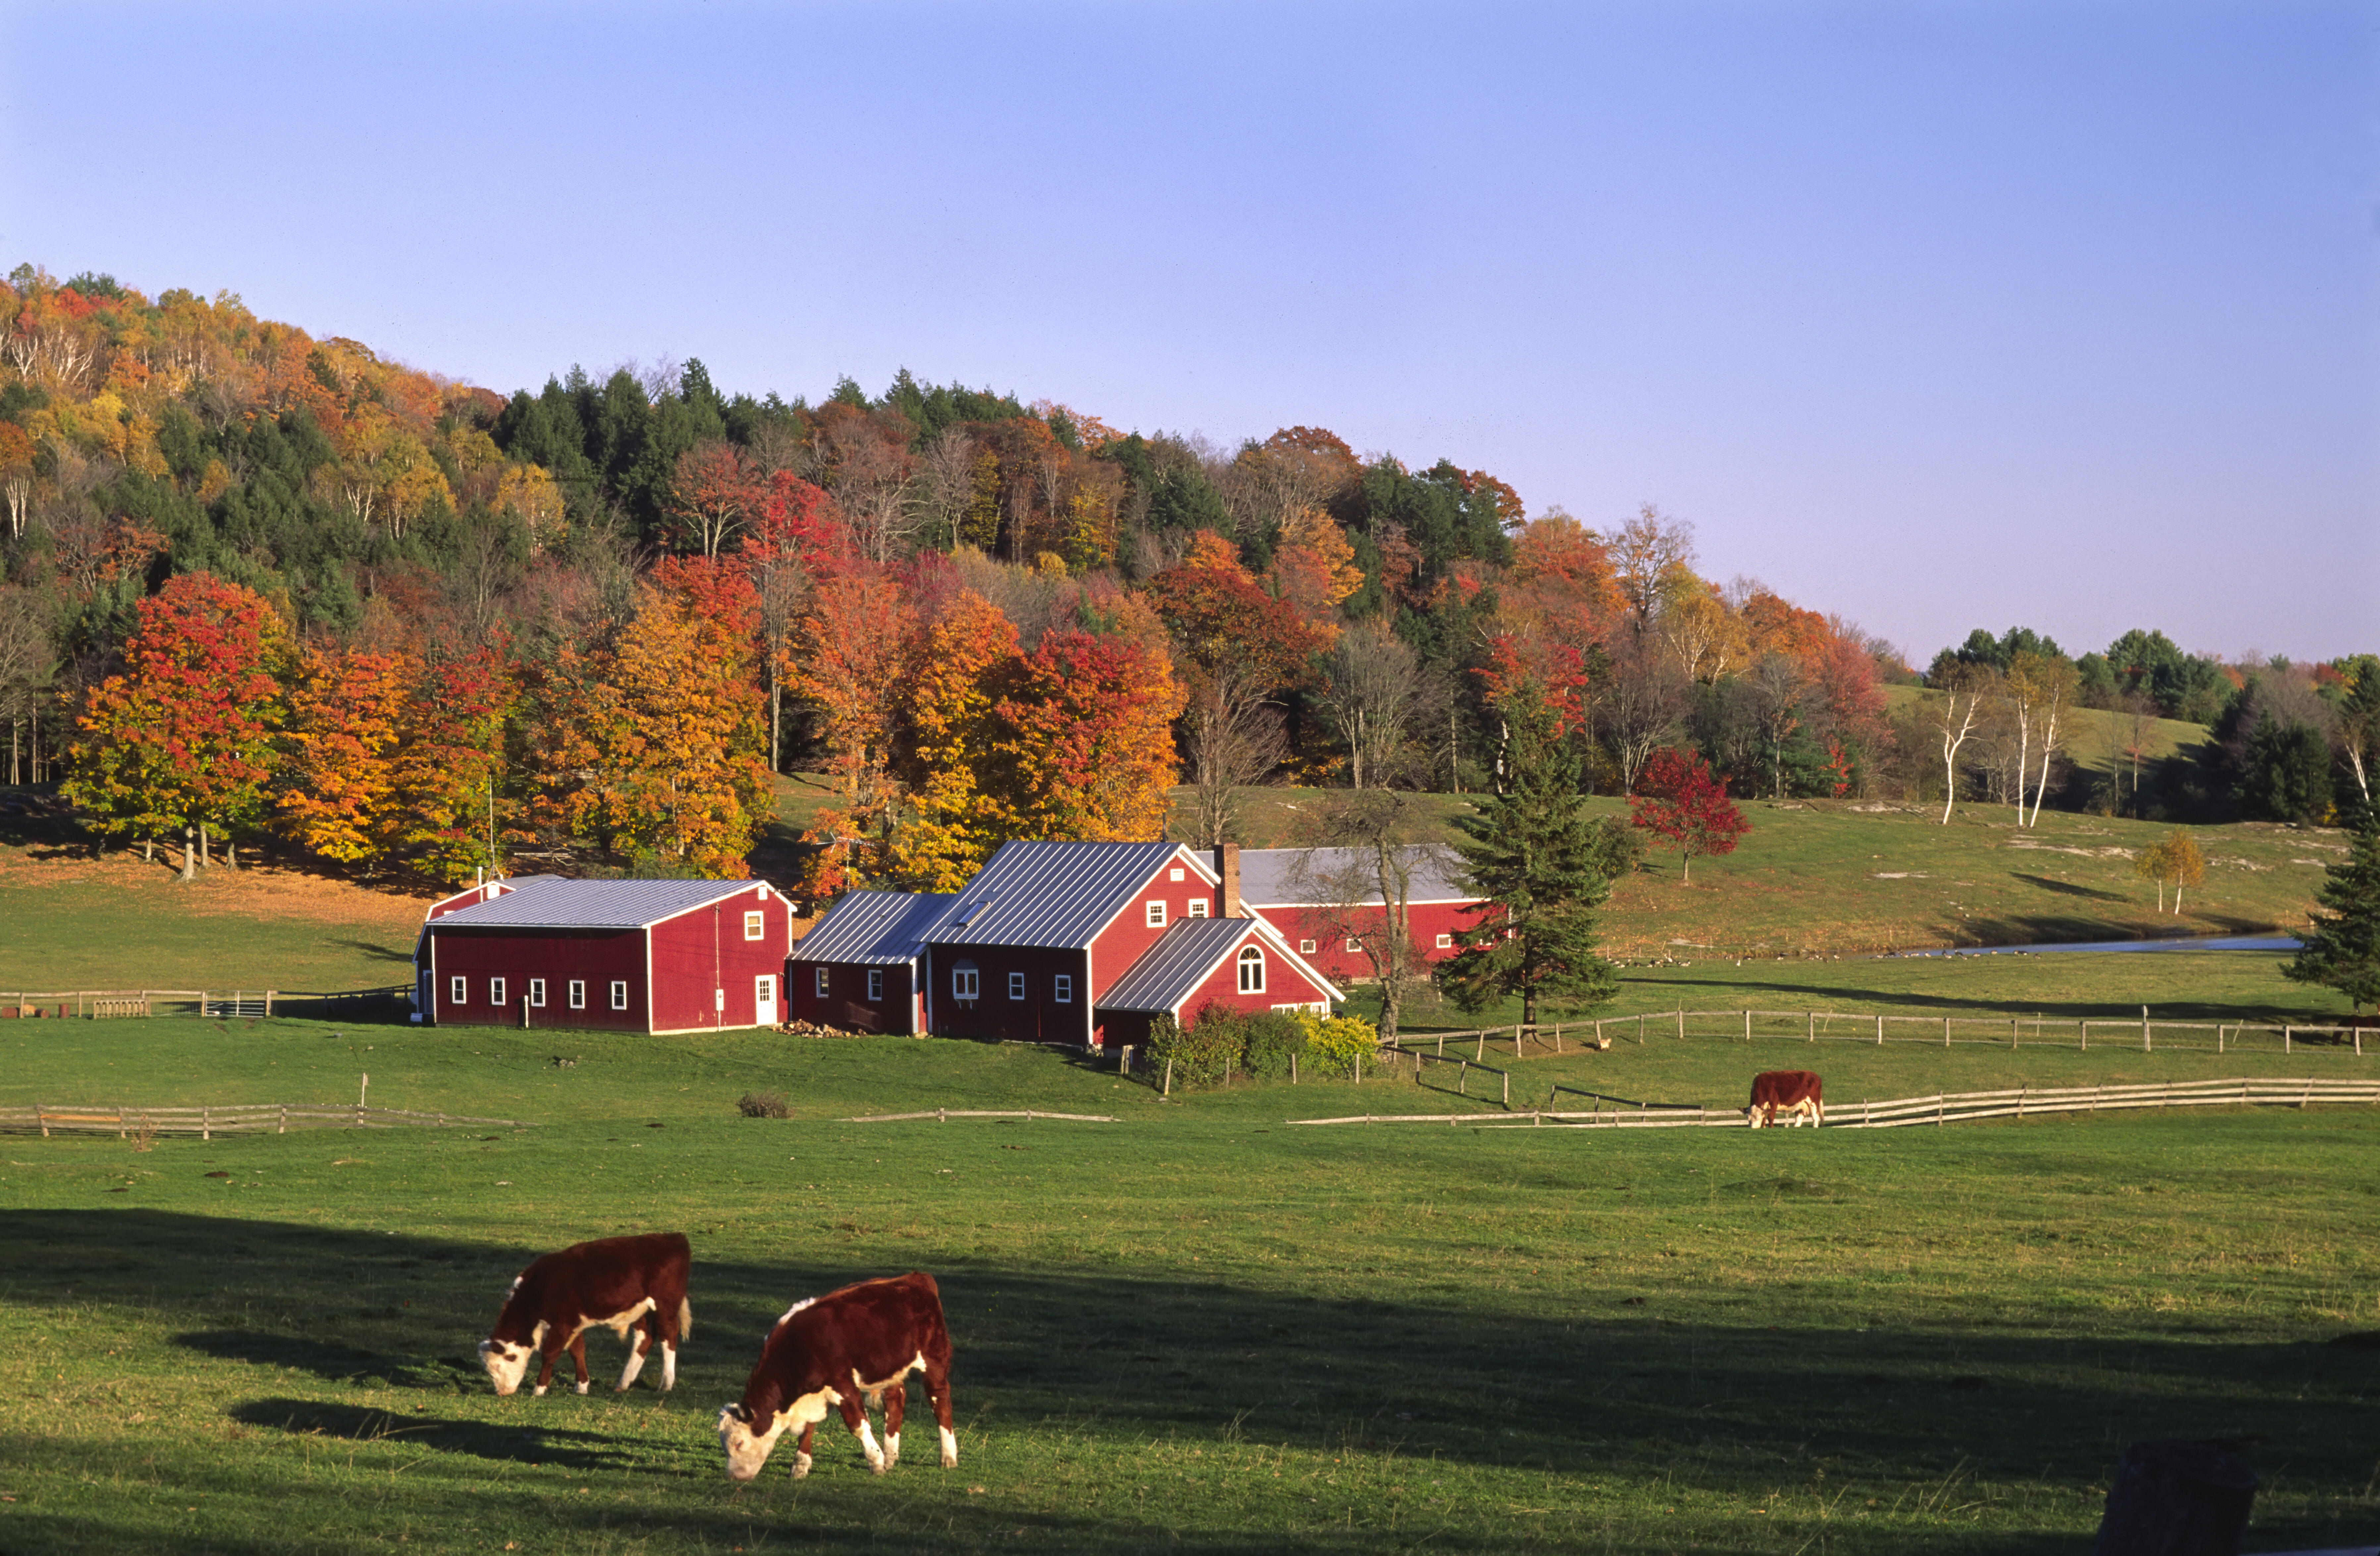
[1745,1069,1824,1129]
[478,1232,692,1397]
[717,1270,957,1481]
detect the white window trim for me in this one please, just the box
[449,975,466,1006]
[743,910,765,942]
[815,966,831,997]
[489,976,507,1008]
[1186,899,1209,918]
[1237,947,1265,994]
[1054,973,1074,1004]
[568,979,586,1010]
[528,978,546,1008]
[1169,866,1185,881]
[1299,939,1317,954]
[1145,900,1166,928]
[610,980,628,1011]
[1007,971,1027,1001]
[1345,937,1362,953]
[867,968,884,1001]
[953,966,980,1001]
[1435,933,1454,949]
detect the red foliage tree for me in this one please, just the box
[1628,746,1750,885]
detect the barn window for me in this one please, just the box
[952,962,979,1002]
[1186,899,1209,918]
[1169,866,1184,882]
[1054,973,1073,1003]
[610,980,627,1011]
[489,976,507,1008]
[449,975,466,1006]
[1007,971,1026,1001]
[743,911,765,941]
[1237,947,1265,994]
[1345,938,1362,953]
[568,979,586,1010]
[1145,900,1166,928]
[1299,939,1317,954]
[1435,933,1453,949]
[528,978,547,1008]
[815,966,830,998]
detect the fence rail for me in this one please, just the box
[0,986,412,1021]
[1287,1075,2380,1130]
[840,1109,1117,1124]
[1390,1008,2372,1060]
[0,1103,528,1139]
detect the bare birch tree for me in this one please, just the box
[1929,664,1994,824]
[1179,657,1287,848]
[1288,789,1451,1045]
[1318,622,1425,790]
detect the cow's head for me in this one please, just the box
[1743,1103,1770,1129]
[718,1389,840,1481]
[479,1337,532,1395]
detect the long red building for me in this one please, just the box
[413,876,794,1034]
[1235,845,1478,984]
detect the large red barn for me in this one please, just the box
[1236,846,1478,984]
[413,876,793,1034]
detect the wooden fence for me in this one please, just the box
[0,986,411,1021]
[841,1109,1117,1124]
[1391,1008,2371,1061]
[0,1103,529,1139]
[1286,1075,2380,1129]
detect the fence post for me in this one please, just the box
[2217,1024,2224,1054]
[1502,1070,1510,1109]
[1477,1030,1486,1062]
[1459,1060,1468,1095]
[265,990,273,1018]
[1876,1015,1884,1046]
[2011,1016,2018,1049]
[1289,1052,1296,1085]
[1553,1023,1562,1054]
[279,1104,287,1135]
[2081,1021,2088,1052]
[116,1107,125,1140]
[1639,1014,1646,1044]
[2284,1026,2292,1054]
[1436,1033,1444,1058]
[2142,1006,2150,1052]
[1676,1009,1684,1041]
[1943,1016,1951,1048]
[1744,1010,1752,1042]
[1808,1010,1815,1043]
[38,1106,47,1139]
[201,1105,210,1142]
[1163,1058,1173,1097]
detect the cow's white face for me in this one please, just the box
[1744,1104,1768,1129]
[480,1338,532,1395]
[718,1390,839,1481]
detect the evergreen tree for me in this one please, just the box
[2284,816,2380,1012]
[1437,687,1618,1025]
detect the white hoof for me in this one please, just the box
[574,1381,589,1396]
[792,1451,812,1480]
[532,1385,548,1397]
[940,1426,959,1468]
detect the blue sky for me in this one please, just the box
[3,1,2373,664]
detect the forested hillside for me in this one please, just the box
[0,265,2370,897]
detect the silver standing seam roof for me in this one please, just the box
[424,877,767,931]
[1094,918,1274,1013]
[792,891,956,966]
[1236,846,1472,908]
[926,840,1213,950]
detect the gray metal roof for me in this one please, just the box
[424,876,767,931]
[1237,846,1471,908]
[791,891,954,966]
[926,840,1209,950]
[1093,918,1265,1013]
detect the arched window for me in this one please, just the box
[1237,946,1265,994]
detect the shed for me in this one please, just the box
[414,877,793,1034]
[784,890,954,1033]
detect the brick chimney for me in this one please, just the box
[1214,843,1242,918]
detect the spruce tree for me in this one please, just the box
[2284,816,2380,1012]
[1438,687,1618,1026]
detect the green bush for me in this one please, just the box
[1146,1011,1235,1088]
[1145,1005,1378,1088]
[1240,1010,1307,1079]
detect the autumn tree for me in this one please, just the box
[1438,685,1618,1027]
[1629,746,1750,886]
[2283,814,2380,1012]
[993,628,1183,843]
[1318,623,1427,791]
[1288,788,1449,1043]
[0,421,33,539]
[1607,504,1697,639]
[65,573,291,877]
[2135,829,2207,915]
[390,650,513,883]
[276,647,408,866]
[669,440,764,558]
[889,588,1024,890]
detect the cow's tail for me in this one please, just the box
[677,1296,693,1341]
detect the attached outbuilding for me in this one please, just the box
[784,890,954,1034]
[414,876,793,1034]
[1091,914,1339,1051]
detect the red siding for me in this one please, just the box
[1088,861,1221,1002]
[1171,928,1335,1027]
[426,928,648,1032]
[787,960,916,1034]
[1247,900,1477,983]
[928,946,1091,1043]
[648,887,793,1034]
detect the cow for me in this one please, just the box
[1745,1069,1824,1129]
[717,1270,957,1482]
[477,1232,692,1397]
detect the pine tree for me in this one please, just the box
[1438,687,1617,1026]
[2284,817,2380,1012]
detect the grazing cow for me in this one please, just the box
[718,1270,957,1481]
[478,1232,692,1397]
[1745,1069,1824,1129]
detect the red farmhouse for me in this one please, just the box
[1236,846,1479,984]
[786,842,1341,1046]
[414,876,793,1034]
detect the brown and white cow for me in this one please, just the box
[478,1232,692,1397]
[1745,1069,1824,1129]
[717,1270,956,1481]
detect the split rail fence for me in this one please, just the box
[0,1104,528,1139]
[1390,1008,2373,1061]
[0,986,411,1021]
[1287,1075,2380,1129]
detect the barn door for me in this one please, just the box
[754,974,778,1028]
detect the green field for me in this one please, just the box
[3,973,2377,1554]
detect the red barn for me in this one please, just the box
[1092,914,1337,1050]
[782,890,954,1034]
[414,877,793,1034]
[1237,846,1478,984]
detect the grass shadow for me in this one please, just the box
[2011,873,2127,902]
[228,1397,647,1471]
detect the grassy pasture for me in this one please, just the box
[3,1000,2377,1554]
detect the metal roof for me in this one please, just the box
[1237,846,1471,908]
[791,891,954,966]
[926,840,1210,950]
[1093,918,1268,1013]
[423,876,767,931]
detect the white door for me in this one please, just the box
[755,975,778,1027]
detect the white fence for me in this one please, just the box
[0,1104,528,1139]
[1288,1075,2380,1129]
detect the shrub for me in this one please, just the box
[736,1091,788,1119]
[1296,1010,1380,1068]
[1240,1010,1307,1079]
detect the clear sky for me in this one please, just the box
[3,1,2374,665]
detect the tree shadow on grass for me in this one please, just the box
[2011,873,2128,902]
[3,1208,2374,1552]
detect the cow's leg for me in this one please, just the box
[883,1382,907,1467]
[617,1322,652,1391]
[660,1333,678,1392]
[793,1419,816,1480]
[657,1298,683,1392]
[568,1331,592,1394]
[533,1337,567,1397]
[844,1393,887,1474]
[925,1357,958,1468]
